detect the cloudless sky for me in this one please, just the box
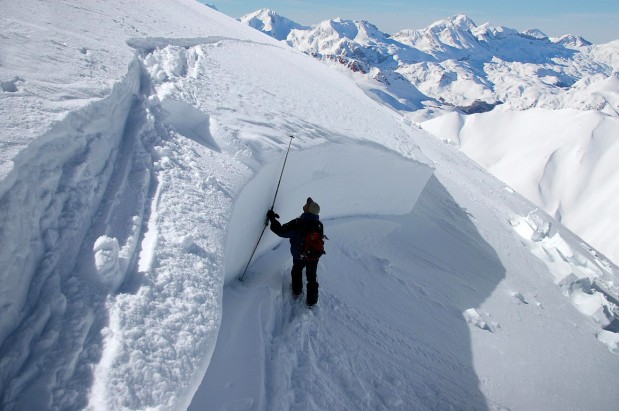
[209,0,619,44]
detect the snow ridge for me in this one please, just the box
[0,57,144,408]
[1,36,245,410]
[90,39,249,410]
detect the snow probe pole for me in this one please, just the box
[269,135,294,211]
[240,135,294,281]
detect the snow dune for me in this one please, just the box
[1,1,618,410]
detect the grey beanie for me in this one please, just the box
[308,201,320,215]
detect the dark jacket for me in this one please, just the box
[269,212,320,260]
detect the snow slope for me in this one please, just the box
[421,107,619,266]
[1,1,619,410]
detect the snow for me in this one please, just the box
[225,143,433,284]
[93,236,122,289]
[421,108,619,266]
[242,9,619,263]
[1,1,619,410]
[239,9,310,41]
[252,10,617,119]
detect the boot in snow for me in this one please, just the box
[306,282,319,306]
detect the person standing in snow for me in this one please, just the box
[267,197,325,306]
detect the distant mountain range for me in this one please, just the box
[240,9,619,121]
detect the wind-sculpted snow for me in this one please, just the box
[1,4,433,406]
[0,58,145,408]
[0,0,278,408]
[2,2,619,410]
[0,56,140,346]
[90,32,436,409]
[196,177,501,410]
[225,143,434,283]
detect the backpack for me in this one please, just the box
[299,220,326,261]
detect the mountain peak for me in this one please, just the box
[320,18,387,41]
[552,34,593,48]
[430,14,477,31]
[452,14,477,27]
[522,28,548,40]
[196,1,218,11]
[239,9,308,40]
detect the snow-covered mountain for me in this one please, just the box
[239,8,309,41]
[2,1,619,410]
[241,9,619,267]
[242,10,618,117]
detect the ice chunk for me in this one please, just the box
[597,330,619,354]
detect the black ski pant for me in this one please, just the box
[291,259,319,305]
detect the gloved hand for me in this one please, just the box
[266,209,279,220]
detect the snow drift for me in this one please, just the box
[1,1,618,410]
[226,142,433,283]
[1,1,433,408]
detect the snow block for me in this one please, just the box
[93,235,122,289]
[463,308,491,332]
[597,330,619,354]
[225,142,434,283]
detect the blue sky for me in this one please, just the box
[210,0,619,43]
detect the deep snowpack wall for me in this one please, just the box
[225,143,434,283]
[0,59,141,347]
